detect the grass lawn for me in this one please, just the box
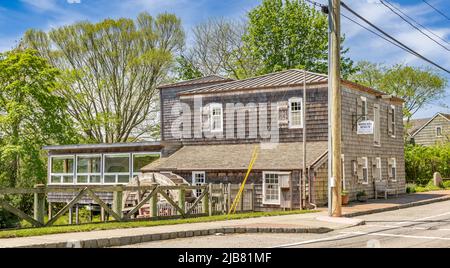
[0,209,317,239]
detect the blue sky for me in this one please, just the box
[0,0,449,119]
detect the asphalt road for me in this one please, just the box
[120,200,450,248]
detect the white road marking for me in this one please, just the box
[271,233,353,248]
[341,231,450,241]
[394,211,450,226]
[365,224,450,231]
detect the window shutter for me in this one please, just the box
[388,107,393,135]
[357,157,363,181]
[202,104,210,132]
[388,158,393,178]
[278,101,289,128]
[356,97,362,121]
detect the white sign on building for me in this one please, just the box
[357,120,374,135]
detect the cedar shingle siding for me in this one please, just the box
[411,114,450,146]
[152,69,406,208]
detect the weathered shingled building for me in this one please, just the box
[141,69,406,208]
[408,113,450,146]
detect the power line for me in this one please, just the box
[380,0,450,51]
[341,13,410,52]
[382,0,450,47]
[303,0,450,73]
[341,1,450,74]
[421,0,450,21]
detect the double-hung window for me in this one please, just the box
[388,158,397,182]
[361,97,368,120]
[192,171,206,197]
[210,103,223,132]
[373,104,381,146]
[50,156,75,184]
[389,105,396,137]
[263,172,281,205]
[361,157,369,184]
[104,154,130,184]
[436,126,443,137]
[373,157,382,181]
[76,155,101,184]
[289,97,303,128]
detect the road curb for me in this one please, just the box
[13,226,333,248]
[344,196,450,218]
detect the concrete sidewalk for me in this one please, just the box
[336,190,450,217]
[0,211,348,248]
[1,190,449,248]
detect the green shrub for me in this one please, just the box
[405,144,450,185]
[442,180,450,189]
[406,183,417,193]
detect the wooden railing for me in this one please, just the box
[0,183,255,228]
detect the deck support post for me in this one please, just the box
[75,204,79,225]
[100,206,105,222]
[112,185,124,219]
[48,202,52,220]
[33,184,46,225]
[68,206,73,225]
[150,193,158,218]
[178,188,185,216]
[203,185,210,216]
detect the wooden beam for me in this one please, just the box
[46,187,88,226]
[158,190,185,217]
[185,188,209,215]
[124,187,159,219]
[0,199,43,227]
[85,189,122,222]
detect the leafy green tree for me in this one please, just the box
[351,62,447,123]
[175,54,204,81]
[244,0,355,77]
[22,12,185,143]
[0,49,77,219]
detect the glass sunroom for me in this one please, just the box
[44,142,163,185]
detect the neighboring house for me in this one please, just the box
[141,69,406,209]
[409,113,450,146]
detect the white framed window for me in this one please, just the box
[388,158,397,182]
[76,155,101,184]
[288,97,303,129]
[262,172,285,205]
[436,126,443,137]
[132,152,160,178]
[103,153,131,184]
[210,103,223,132]
[360,157,369,184]
[50,155,75,184]
[373,157,382,181]
[361,97,368,120]
[389,105,396,137]
[373,104,381,146]
[352,160,358,177]
[192,171,206,197]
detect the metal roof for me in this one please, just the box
[179,69,328,95]
[43,141,162,151]
[157,75,234,89]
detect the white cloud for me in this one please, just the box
[20,0,58,11]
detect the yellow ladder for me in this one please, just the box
[228,146,259,215]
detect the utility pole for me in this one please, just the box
[329,0,342,217]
